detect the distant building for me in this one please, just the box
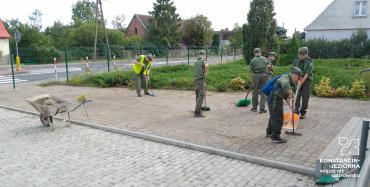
[305,0,370,41]
[0,19,10,64]
[126,14,186,38]
[126,14,152,37]
[216,29,233,47]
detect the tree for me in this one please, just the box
[242,0,277,64]
[211,33,220,48]
[72,0,98,25]
[287,33,300,64]
[147,0,181,47]
[29,9,43,30]
[229,24,243,49]
[111,14,126,31]
[45,21,72,49]
[182,15,213,47]
[68,23,125,47]
[266,19,279,53]
[276,26,287,39]
[350,29,368,58]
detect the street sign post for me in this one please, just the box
[14,30,21,72]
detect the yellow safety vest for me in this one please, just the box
[132,55,152,75]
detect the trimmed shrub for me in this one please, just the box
[336,86,351,97]
[314,77,367,98]
[350,79,366,98]
[229,77,246,91]
[314,77,336,97]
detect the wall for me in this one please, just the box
[306,29,370,41]
[127,17,147,37]
[0,39,10,64]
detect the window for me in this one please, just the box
[355,1,367,16]
[134,28,138,35]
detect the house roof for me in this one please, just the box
[126,14,153,31]
[0,20,11,39]
[127,14,187,31]
[215,29,234,40]
[136,14,152,29]
[306,0,370,31]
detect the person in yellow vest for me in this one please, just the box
[132,54,153,97]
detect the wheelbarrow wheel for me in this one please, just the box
[40,114,52,127]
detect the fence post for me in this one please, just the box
[221,46,223,62]
[139,45,142,55]
[166,47,169,65]
[233,48,236,61]
[187,47,190,65]
[10,53,15,89]
[64,48,69,82]
[358,120,370,172]
[106,45,111,72]
[206,47,208,60]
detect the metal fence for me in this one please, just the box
[6,46,243,89]
[13,46,242,65]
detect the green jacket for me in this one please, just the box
[273,74,294,99]
[266,58,274,76]
[293,57,313,80]
[250,56,268,74]
[194,57,207,80]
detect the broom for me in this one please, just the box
[201,82,210,111]
[235,90,251,107]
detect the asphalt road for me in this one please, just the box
[0,56,241,85]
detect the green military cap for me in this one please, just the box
[291,67,302,76]
[268,52,277,57]
[254,48,261,54]
[298,47,309,55]
[146,54,153,61]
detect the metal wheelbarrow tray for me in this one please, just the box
[26,94,91,127]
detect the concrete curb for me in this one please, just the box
[0,105,315,176]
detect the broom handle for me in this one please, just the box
[291,83,302,133]
[204,81,207,107]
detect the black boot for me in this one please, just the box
[271,136,287,143]
[194,111,205,118]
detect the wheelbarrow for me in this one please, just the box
[26,94,92,127]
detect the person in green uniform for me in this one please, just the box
[292,47,313,119]
[193,50,209,118]
[250,48,268,113]
[132,54,153,97]
[267,52,277,80]
[267,67,302,143]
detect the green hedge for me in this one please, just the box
[65,59,370,98]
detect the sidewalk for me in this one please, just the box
[0,83,369,169]
[0,108,315,186]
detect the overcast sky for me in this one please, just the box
[0,0,333,35]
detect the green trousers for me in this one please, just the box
[133,72,148,95]
[194,79,205,113]
[252,73,267,110]
[268,94,284,138]
[295,80,311,115]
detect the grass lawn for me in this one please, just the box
[41,58,370,97]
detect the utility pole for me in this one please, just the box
[98,0,111,60]
[93,0,99,62]
[93,0,111,64]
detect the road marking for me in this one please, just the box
[15,67,83,76]
[0,75,28,84]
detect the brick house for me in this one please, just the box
[126,14,152,37]
[0,19,10,64]
[126,14,187,38]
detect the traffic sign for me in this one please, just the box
[14,30,21,43]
